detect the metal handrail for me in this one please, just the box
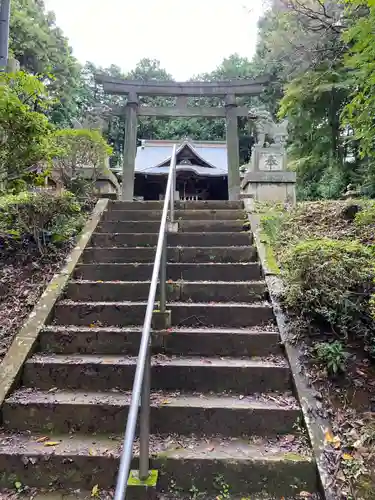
[114,144,177,500]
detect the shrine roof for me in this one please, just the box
[135,139,228,177]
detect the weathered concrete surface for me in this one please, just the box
[39,326,282,357]
[50,301,274,328]
[109,200,244,211]
[0,199,108,409]
[65,281,266,303]
[81,247,175,263]
[23,355,291,393]
[162,328,281,357]
[64,281,176,302]
[0,432,318,495]
[81,246,257,264]
[102,209,246,221]
[90,232,253,248]
[178,281,266,303]
[73,262,262,282]
[4,389,300,436]
[97,220,247,234]
[242,170,296,206]
[178,246,257,263]
[170,302,273,328]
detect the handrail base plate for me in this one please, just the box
[127,469,159,498]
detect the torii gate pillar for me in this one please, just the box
[122,92,139,201]
[225,94,241,201]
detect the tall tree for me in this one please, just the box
[340,0,375,195]
[253,0,358,199]
[10,0,82,127]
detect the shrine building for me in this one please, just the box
[133,139,229,201]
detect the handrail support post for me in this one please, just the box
[159,234,167,314]
[139,341,151,481]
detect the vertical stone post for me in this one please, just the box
[225,94,240,201]
[0,0,11,70]
[122,92,139,201]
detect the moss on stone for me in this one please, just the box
[127,469,158,487]
[356,475,375,499]
[282,452,308,462]
[260,231,280,275]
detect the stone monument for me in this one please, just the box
[241,108,296,205]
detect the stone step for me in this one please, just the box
[90,232,252,248]
[81,246,257,264]
[109,200,244,211]
[0,432,318,495]
[102,209,246,221]
[40,326,282,357]
[23,354,291,393]
[51,301,274,328]
[64,280,267,303]
[3,389,301,437]
[97,220,247,234]
[73,263,262,282]
[12,493,322,500]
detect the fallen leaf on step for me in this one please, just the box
[342,453,354,461]
[161,399,170,405]
[91,484,99,497]
[36,436,49,443]
[324,429,334,444]
[43,441,60,447]
[324,429,341,448]
[167,279,174,284]
[299,492,312,498]
[89,448,97,456]
[206,447,215,452]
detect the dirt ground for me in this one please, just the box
[0,244,72,361]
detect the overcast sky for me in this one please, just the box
[43,0,264,80]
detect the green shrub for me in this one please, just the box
[355,200,375,227]
[53,129,113,202]
[0,190,83,253]
[314,341,350,375]
[260,211,284,247]
[0,72,57,189]
[280,238,375,344]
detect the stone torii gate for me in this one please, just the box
[95,75,267,201]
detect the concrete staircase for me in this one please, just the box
[0,201,319,498]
